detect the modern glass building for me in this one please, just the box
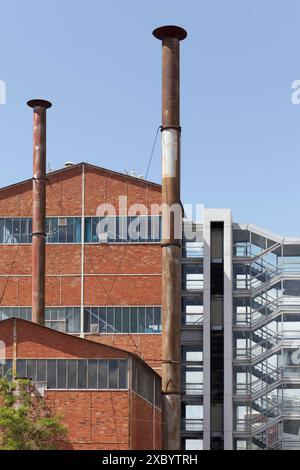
[181,208,300,450]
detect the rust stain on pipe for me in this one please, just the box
[153,25,187,450]
[27,99,52,326]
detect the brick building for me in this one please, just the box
[0,317,162,449]
[0,162,162,374]
[0,162,164,450]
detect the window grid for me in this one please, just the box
[0,216,162,244]
[46,217,81,243]
[0,306,162,335]
[0,360,13,380]
[0,307,32,322]
[45,307,81,333]
[15,359,128,390]
[84,306,162,334]
[84,216,162,243]
[0,307,81,333]
[0,217,81,244]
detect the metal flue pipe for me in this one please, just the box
[153,25,187,450]
[27,99,52,325]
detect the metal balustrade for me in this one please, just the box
[183,382,203,396]
[181,418,204,432]
[233,244,300,449]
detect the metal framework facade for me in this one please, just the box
[181,211,300,450]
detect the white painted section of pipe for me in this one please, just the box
[162,129,177,178]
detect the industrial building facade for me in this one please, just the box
[0,163,162,375]
[0,317,162,449]
[182,210,300,450]
[0,164,300,450]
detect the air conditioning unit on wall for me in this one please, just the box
[90,324,99,333]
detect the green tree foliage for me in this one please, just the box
[0,377,68,450]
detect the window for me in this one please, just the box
[0,360,13,380]
[83,306,161,334]
[182,296,203,325]
[78,360,87,388]
[233,264,251,290]
[68,360,77,388]
[132,360,161,408]
[0,218,32,244]
[57,360,67,388]
[15,359,128,390]
[0,217,81,244]
[98,360,108,389]
[233,229,250,257]
[182,367,203,395]
[109,360,118,388]
[184,439,203,450]
[182,404,203,431]
[182,264,203,290]
[0,306,161,335]
[84,216,161,243]
[183,241,204,259]
[0,307,32,321]
[45,307,80,333]
[46,217,81,243]
[47,360,57,388]
[88,360,98,388]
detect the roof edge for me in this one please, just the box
[0,317,137,358]
[0,162,162,193]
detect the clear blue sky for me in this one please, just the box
[1,0,300,236]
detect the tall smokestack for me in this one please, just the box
[153,25,187,450]
[27,99,52,325]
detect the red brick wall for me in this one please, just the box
[1,318,129,359]
[0,181,32,217]
[84,166,161,215]
[0,164,162,369]
[46,390,129,450]
[87,334,162,375]
[0,319,162,450]
[130,391,162,450]
[84,244,161,275]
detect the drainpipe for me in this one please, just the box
[27,99,52,325]
[153,25,187,450]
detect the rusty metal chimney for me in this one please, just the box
[153,25,187,450]
[27,99,52,325]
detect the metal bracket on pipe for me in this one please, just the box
[161,126,181,132]
[31,232,46,237]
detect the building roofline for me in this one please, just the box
[1,317,162,379]
[0,317,136,359]
[0,162,162,193]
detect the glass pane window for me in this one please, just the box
[47,217,81,243]
[0,360,13,380]
[182,264,203,290]
[0,218,32,244]
[84,216,161,243]
[45,307,81,333]
[83,306,161,334]
[0,217,81,244]
[182,296,203,325]
[16,359,128,390]
[0,307,32,322]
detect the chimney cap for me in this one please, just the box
[152,25,187,41]
[27,99,52,109]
